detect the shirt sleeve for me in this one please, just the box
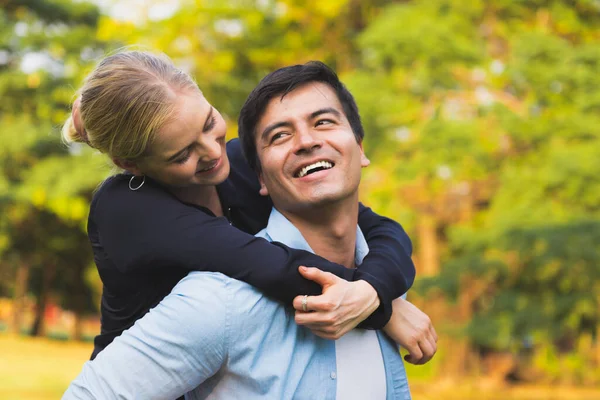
[62,273,230,400]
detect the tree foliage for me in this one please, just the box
[1,0,598,383]
[1,0,111,334]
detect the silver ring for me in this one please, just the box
[301,295,308,312]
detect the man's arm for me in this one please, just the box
[63,273,231,400]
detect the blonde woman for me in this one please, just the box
[63,50,415,360]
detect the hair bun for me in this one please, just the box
[62,114,84,144]
[62,98,91,146]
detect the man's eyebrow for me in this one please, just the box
[310,107,342,120]
[259,108,343,143]
[202,107,215,132]
[260,121,292,143]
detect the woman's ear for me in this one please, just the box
[112,158,144,176]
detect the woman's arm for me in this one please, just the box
[355,204,416,327]
[96,176,355,302]
[383,297,438,365]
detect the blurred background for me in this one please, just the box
[1,0,599,399]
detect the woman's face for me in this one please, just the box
[136,91,230,189]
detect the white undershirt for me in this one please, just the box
[335,329,387,399]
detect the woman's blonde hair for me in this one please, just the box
[62,50,198,160]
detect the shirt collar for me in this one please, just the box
[263,208,369,265]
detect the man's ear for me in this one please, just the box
[112,158,144,176]
[359,142,370,168]
[258,174,269,196]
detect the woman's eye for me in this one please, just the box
[174,152,191,164]
[203,116,216,132]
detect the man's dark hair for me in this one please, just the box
[238,61,365,172]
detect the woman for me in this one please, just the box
[62,50,415,360]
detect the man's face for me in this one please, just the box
[254,82,370,213]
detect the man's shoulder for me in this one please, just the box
[171,272,278,311]
[173,271,255,292]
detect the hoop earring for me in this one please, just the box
[129,175,145,191]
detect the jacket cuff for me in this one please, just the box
[354,273,394,330]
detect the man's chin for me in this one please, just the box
[287,194,347,211]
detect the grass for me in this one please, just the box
[0,334,92,400]
[1,333,599,400]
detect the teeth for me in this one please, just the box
[297,161,333,178]
[200,161,218,171]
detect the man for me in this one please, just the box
[63,62,436,400]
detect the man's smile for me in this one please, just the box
[294,159,335,178]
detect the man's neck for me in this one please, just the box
[281,197,359,269]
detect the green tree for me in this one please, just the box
[346,0,600,383]
[95,0,394,130]
[0,0,110,337]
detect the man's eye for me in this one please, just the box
[270,132,287,143]
[316,119,334,126]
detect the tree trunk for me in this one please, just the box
[596,290,600,367]
[448,275,477,377]
[417,213,440,276]
[11,261,30,334]
[73,313,83,341]
[72,264,86,341]
[30,262,56,337]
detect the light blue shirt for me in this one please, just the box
[63,209,411,400]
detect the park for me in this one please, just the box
[1,0,599,398]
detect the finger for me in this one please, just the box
[293,294,335,312]
[426,336,438,361]
[431,325,438,343]
[303,323,339,335]
[308,328,339,340]
[293,291,343,313]
[306,324,348,340]
[305,295,341,312]
[298,266,338,288]
[292,295,314,312]
[427,334,438,354]
[299,317,352,336]
[403,341,423,365]
[295,310,338,327]
[416,340,435,365]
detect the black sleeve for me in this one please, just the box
[226,138,416,328]
[355,204,415,328]
[95,176,356,304]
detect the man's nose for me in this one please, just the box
[293,127,322,155]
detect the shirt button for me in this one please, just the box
[330,372,337,380]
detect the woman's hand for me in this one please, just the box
[383,297,437,365]
[292,266,380,340]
